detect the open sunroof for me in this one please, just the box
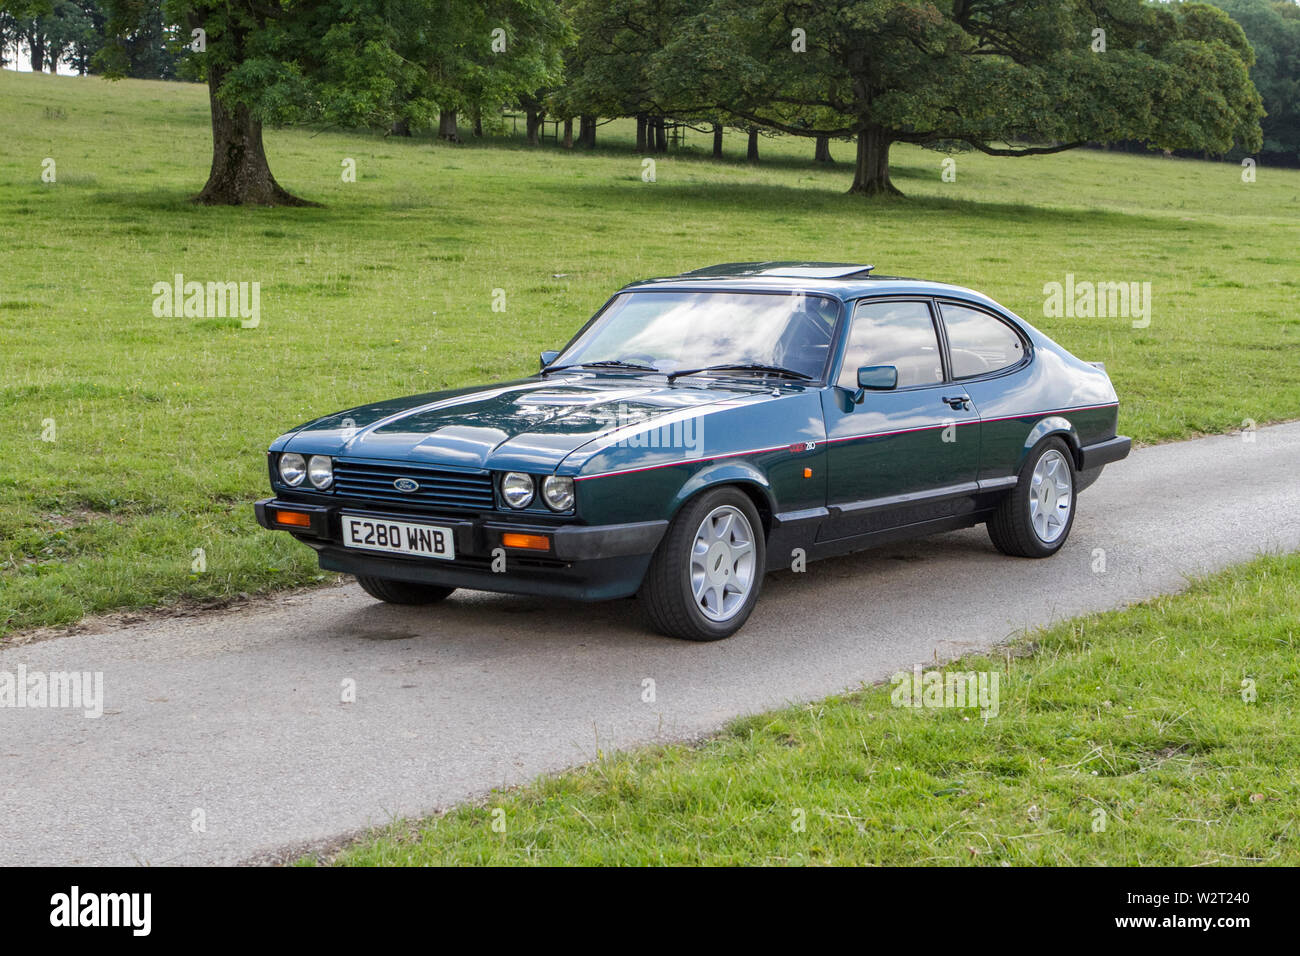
[679,262,875,280]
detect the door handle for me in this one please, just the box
[942,395,971,410]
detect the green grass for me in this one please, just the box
[324,552,1300,866]
[3,69,1300,637]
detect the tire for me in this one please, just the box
[356,575,456,605]
[987,437,1077,558]
[639,487,766,641]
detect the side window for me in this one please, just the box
[940,303,1026,378]
[837,300,943,389]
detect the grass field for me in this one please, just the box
[2,69,1300,637]
[322,552,1300,866]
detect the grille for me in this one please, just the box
[332,460,496,511]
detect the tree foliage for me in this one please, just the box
[91,0,569,203]
[651,0,1265,194]
[1205,0,1300,163]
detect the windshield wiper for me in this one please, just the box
[667,363,814,383]
[542,360,660,375]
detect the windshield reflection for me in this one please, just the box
[554,291,840,380]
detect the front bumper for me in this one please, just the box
[254,498,667,601]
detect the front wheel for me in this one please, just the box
[639,487,766,641]
[356,575,456,605]
[987,437,1076,558]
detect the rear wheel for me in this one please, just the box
[639,487,766,641]
[987,437,1076,558]
[356,575,456,605]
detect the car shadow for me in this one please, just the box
[315,527,999,648]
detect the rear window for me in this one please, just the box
[940,303,1026,378]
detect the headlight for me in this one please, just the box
[541,475,575,511]
[501,472,535,509]
[278,453,307,486]
[308,455,334,489]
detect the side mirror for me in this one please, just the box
[539,350,560,370]
[857,365,897,389]
[853,365,897,404]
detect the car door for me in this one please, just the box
[933,299,1035,484]
[818,297,981,540]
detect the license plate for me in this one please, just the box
[341,514,455,560]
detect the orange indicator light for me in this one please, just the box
[502,533,551,551]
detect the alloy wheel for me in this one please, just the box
[1029,449,1073,543]
[689,504,757,622]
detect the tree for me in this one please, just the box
[814,134,834,164]
[0,7,40,68]
[98,1,325,204]
[2,0,105,75]
[657,0,1264,195]
[95,1,563,204]
[40,0,97,73]
[5,0,54,70]
[562,0,702,152]
[66,1,108,76]
[387,0,569,143]
[1205,0,1300,164]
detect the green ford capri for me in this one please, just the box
[255,262,1130,641]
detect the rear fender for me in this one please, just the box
[1019,416,1081,471]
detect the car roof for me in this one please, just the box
[622,262,1000,307]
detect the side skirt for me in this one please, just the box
[765,509,995,571]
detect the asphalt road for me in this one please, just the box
[3,422,1298,866]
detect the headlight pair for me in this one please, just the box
[279,453,333,490]
[500,472,575,512]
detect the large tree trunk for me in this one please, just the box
[579,114,596,149]
[562,118,573,149]
[389,117,412,137]
[196,65,312,206]
[473,108,484,137]
[654,116,667,153]
[815,135,834,164]
[712,123,723,159]
[746,127,760,163]
[438,110,461,142]
[525,109,542,146]
[635,112,647,152]
[849,126,900,196]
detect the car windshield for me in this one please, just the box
[551,291,840,381]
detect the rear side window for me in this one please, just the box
[837,300,943,389]
[940,303,1026,378]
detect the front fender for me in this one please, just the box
[669,460,776,521]
[1019,416,1080,469]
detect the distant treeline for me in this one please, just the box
[2,1,1294,171]
[1,1,181,79]
[1112,0,1300,168]
[0,1,1280,206]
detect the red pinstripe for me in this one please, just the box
[573,402,1118,481]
